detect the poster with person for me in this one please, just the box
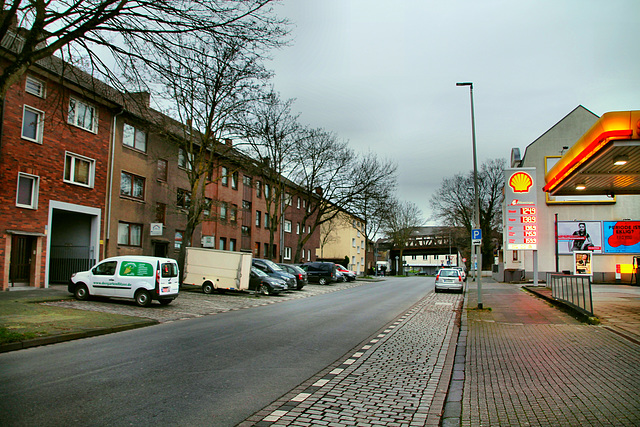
[573,251,592,276]
[558,221,603,255]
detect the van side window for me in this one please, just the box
[93,261,117,276]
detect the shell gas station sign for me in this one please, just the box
[505,168,538,250]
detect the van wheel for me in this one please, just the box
[318,277,327,285]
[158,299,172,306]
[259,284,271,295]
[74,284,89,301]
[135,290,152,307]
[203,282,214,294]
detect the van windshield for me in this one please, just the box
[161,262,179,278]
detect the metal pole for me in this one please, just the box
[458,82,483,309]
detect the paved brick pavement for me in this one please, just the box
[450,279,640,427]
[240,288,464,427]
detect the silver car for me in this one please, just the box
[434,268,464,293]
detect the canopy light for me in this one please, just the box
[613,155,629,166]
[576,183,587,190]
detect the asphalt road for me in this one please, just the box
[0,277,434,426]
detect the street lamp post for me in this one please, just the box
[456,82,483,309]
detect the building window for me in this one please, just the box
[68,97,97,133]
[157,159,168,182]
[220,202,227,220]
[265,184,270,199]
[177,188,191,209]
[301,249,305,259]
[21,105,44,143]
[25,76,45,97]
[297,197,301,209]
[16,172,39,209]
[221,166,229,186]
[284,247,292,260]
[118,222,142,246]
[155,202,166,223]
[284,220,292,233]
[204,198,212,218]
[65,153,95,187]
[352,238,356,248]
[256,211,261,228]
[296,223,300,234]
[264,243,269,258]
[178,148,192,170]
[219,237,226,250]
[230,204,237,222]
[256,180,262,198]
[285,193,292,206]
[254,242,260,257]
[230,239,236,251]
[120,171,145,200]
[264,213,269,228]
[307,250,311,261]
[231,171,238,190]
[242,200,251,211]
[243,175,252,188]
[122,123,147,152]
[175,230,183,249]
[241,225,250,236]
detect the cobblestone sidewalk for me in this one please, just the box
[240,290,464,427]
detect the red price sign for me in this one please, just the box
[521,216,537,223]
[521,207,536,215]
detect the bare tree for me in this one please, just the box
[429,158,505,269]
[0,1,288,99]
[348,153,397,272]
[145,21,286,272]
[234,91,301,260]
[382,199,423,275]
[288,129,394,263]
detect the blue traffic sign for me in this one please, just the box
[472,229,482,240]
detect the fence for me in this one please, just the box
[546,272,594,316]
[49,245,96,284]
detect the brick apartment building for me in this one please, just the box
[1,52,322,290]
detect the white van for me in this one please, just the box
[69,256,180,307]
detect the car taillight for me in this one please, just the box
[458,275,462,282]
[436,274,440,281]
[298,274,303,280]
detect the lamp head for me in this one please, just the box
[456,82,473,87]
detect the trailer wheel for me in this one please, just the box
[202,282,214,294]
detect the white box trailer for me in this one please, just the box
[182,247,252,294]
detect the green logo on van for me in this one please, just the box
[120,262,154,277]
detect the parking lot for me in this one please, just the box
[44,280,373,323]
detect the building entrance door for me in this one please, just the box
[9,235,33,286]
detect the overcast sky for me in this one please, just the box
[267,0,640,224]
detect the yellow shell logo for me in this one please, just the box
[509,172,533,193]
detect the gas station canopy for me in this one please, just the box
[543,111,640,196]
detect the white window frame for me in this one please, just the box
[284,219,292,233]
[122,123,147,152]
[284,247,292,260]
[64,152,95,188]
[21,105,44,143]
[297,197,301,209]
[16,172,39,209]
[25,75,45,98]
[68,97,98,133]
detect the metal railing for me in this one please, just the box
[546,273,594,316]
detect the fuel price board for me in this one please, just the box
[504,168,538,250]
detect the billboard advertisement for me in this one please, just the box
[557,221,603,255]
[504,168,537,250]
[603,221,640,254]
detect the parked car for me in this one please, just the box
[335,270,346,282]
[300,262,337,285]
[277,263,308,290]
[335,264,356,281]
[453,266,467,282]
[69,256,180,306]
[434,268,464,293]
[252,258,297,290]
[249,267,286,295]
